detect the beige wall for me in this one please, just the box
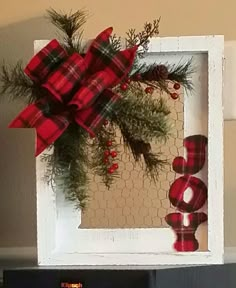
[0,0,236,248]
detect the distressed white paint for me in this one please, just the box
[35,35,224,267]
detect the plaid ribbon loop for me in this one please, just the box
[9,27,137,156]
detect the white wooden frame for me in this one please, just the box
[36,35,224,267]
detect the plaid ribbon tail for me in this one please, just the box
[84,27,113,67]
[24,39,68,84]
[9,103,70,156]
[74,89,120,136]
[85,27,138,87]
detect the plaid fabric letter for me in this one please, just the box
[165,212,207,251]
[172,135,208,175]
[169,175,207,212]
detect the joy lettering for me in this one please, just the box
[165,135,208,251]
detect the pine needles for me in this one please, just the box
[113,93,170,143]
[126,19,160,56]
[168,59,194,91]
[42,124,90,209]
[91,125,119,189]
[47,8,88,53]
[0,8,195,209]
[0,61,36,103]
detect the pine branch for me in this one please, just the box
[130,60,194,93]
[91,124,119,188]
[126,19,160,57]
[57,124,89,210]
[112,89,170,144]
[42,124,90,210]
[168,59,194,91]
[120,128,167,181]
[143,152,166,181]
[121,130,150,161]
[47,8,87,53]
[0,62,39,103]
[110,34,122,52]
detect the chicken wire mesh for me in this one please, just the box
[80,92,183,228]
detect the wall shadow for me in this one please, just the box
[0,17,56,247]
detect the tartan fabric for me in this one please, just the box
[165,212,208,251]
[169,175,207,213]
[172,135,208,175]
[84,27,137,86]
[9,100,70,156]
[9,28,137,156]
[42,52,86,103]
[24,39,68,83]
[74,89,120,136]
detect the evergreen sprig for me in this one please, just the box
[55,125,89,209]
[42,124,89,209]
[168,59,194,91]
[143,151,166,181]
[0,62,38,103]
[113,90,171,143]
[112,87,170,181]
[120,129,166,181]
[130,60,194,94]
[47,8,88,53]
[110,34,122,52]
[126,19,160,57]
[91,125,119,188]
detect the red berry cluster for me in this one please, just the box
[103,140,119,174]
[119,76,135,91]
[170,82,181,100]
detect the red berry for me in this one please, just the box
[112,163,119,170]
[170,92,179,100]
[126,78,131,84]
[120,83,128,91]
[110,150,118,158]
[135,73,142,81]
[106,140,113,147]
[145,86,154,94]
[103,119,109,126]
[103,158,109,164]
[173,82,181,90]
[104,150,110,157]
[108,167,115,174]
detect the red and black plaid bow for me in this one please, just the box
[9,27,137,156]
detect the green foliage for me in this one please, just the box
[168,59,194,91]
[0,61,37,103]
[112,86,170,182]
[0,8,195,209]
[126,19,160,57]
[47,8,88,53]
[113,88,170,143]
[90,125,119,189]
[130,60,194,94]
[41,124,89,210]
[110,34,122,52]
